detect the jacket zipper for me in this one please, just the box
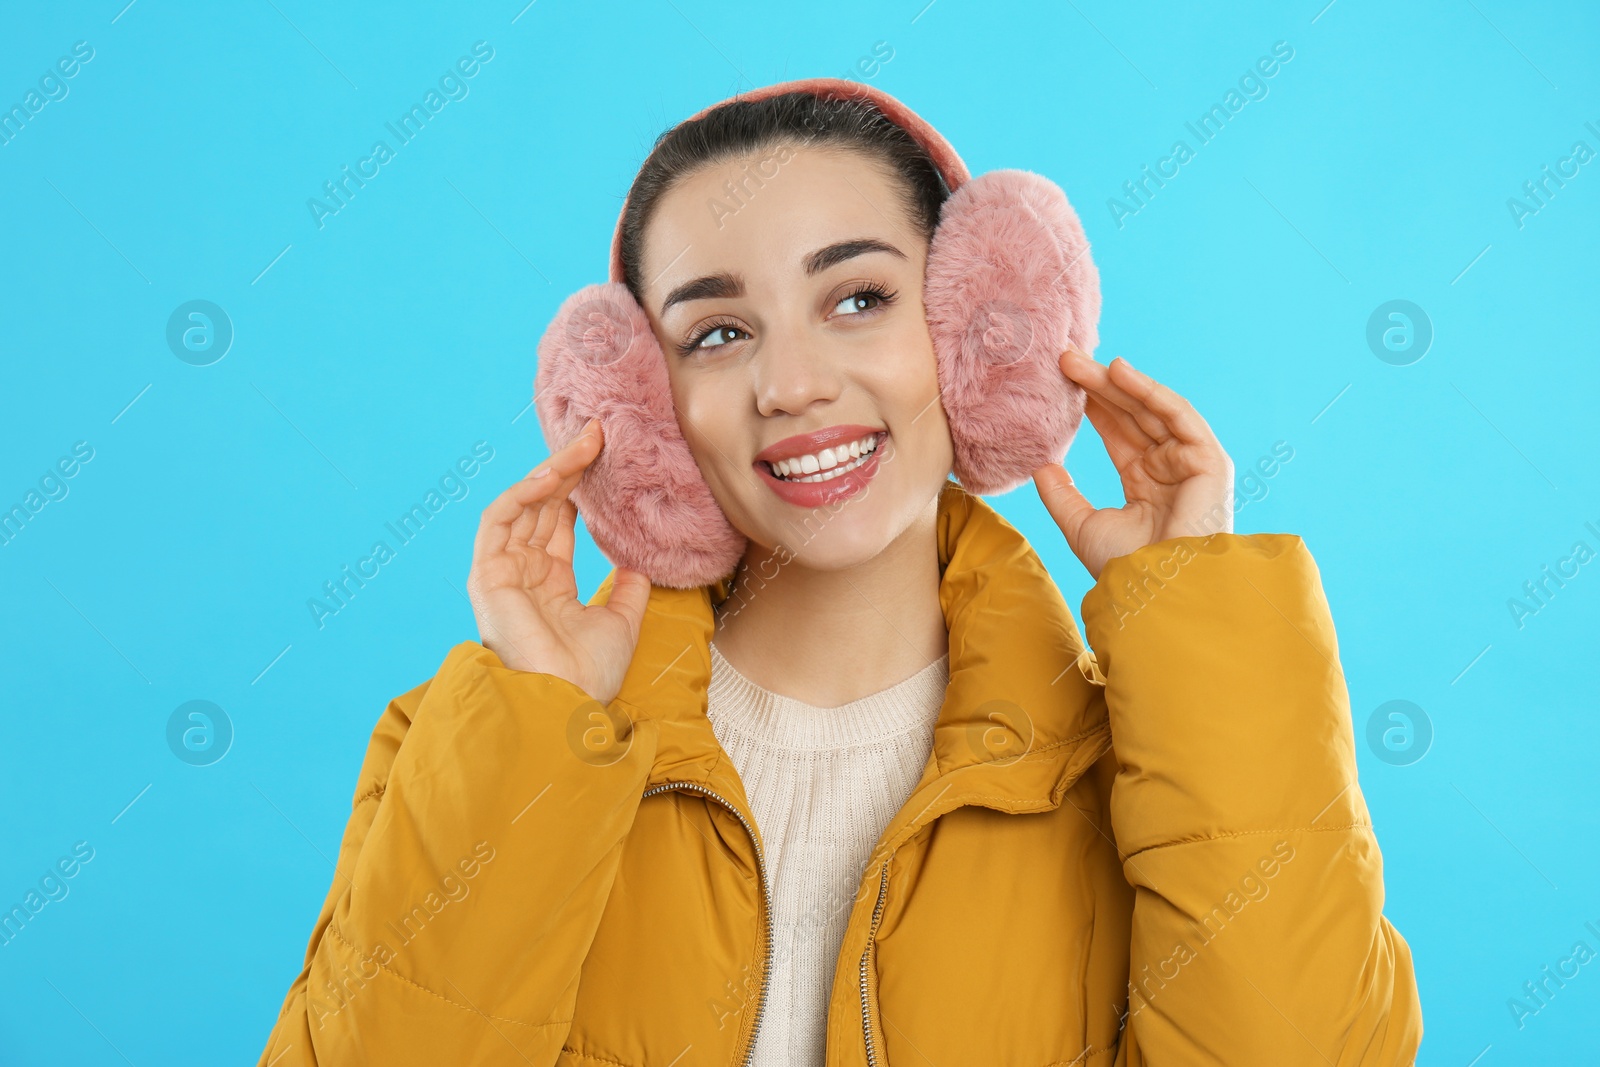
[857,858,891,1066]
[641,780,772,1067]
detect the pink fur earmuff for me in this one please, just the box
[533,78,1099,589]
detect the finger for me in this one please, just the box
[1083,396,1202,491]
[1032,463,1096,546]
[1104,357,1217,446]
[603,566,654,643]
[529,467,586,551]
[1081,391,1155,467]
[508,485,544,546]
[1060,350,1173,444]
[477,421,602,562]
[474,466,564,563]
[525,424,602,550]
[546,497,580,565]
[537,418,605,480]
[1033,464,1095,547]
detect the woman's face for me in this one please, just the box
[638,142,954,570]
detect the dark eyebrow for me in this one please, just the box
[803,237,906,276]
[658,237,906,315]
[660,271,741,315]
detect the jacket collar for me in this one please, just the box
[600,479,1111,854]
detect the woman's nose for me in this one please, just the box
[751,327,843,418]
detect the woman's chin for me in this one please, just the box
[722,463,944,572]
[748,513,900,573]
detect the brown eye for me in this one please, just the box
[832,289,883,315]
[678,320,748,355]
[832,283,898,318]
[700,325,748,347]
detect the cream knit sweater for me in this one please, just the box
[704,638,950,1065]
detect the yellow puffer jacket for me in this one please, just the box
[257,479,1422,1066]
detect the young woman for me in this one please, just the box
[258,81,1422,1066]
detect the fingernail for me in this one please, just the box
[530,463,552,479]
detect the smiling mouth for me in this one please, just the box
[761,431,887,483]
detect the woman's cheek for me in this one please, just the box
[676,378,745,486]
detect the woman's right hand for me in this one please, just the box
[466,417,653,707]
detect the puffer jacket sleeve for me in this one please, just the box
[255,638,659,1066]
[1078,532,1423,1066]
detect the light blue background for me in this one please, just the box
[2,0,1596,1062]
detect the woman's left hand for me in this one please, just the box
[1032,348,1235,582]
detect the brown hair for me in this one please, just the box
[618,89,951,304]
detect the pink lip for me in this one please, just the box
[755,423,886,464]
[753,430,888,508]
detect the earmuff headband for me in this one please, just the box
[606,77,973,286]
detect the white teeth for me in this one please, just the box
[770,433,882,482]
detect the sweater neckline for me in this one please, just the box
[706,639,950,751]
